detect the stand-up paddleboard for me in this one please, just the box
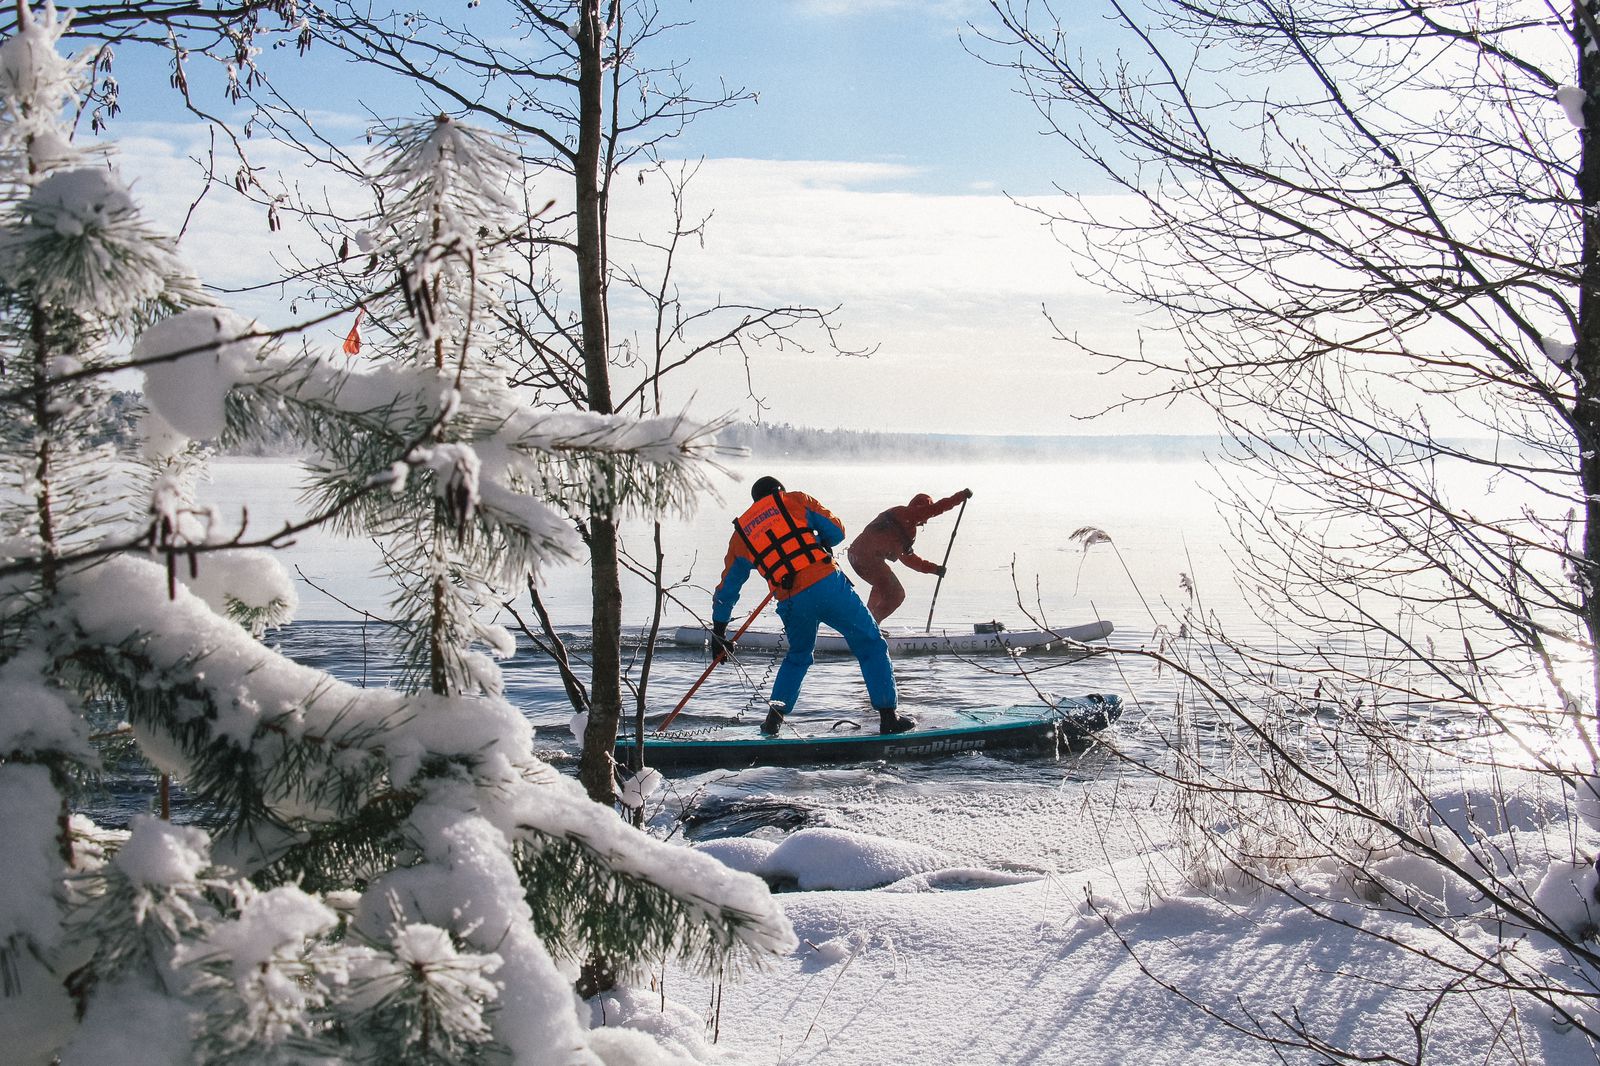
[616,693,1121,771]
[669,619,1113,656]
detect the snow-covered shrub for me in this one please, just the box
[1145,637,1600,1057]
[1169,693,1419,899]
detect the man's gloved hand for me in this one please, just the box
[961,488,974,500]
[710,620,736,660]
[935,564,948,578]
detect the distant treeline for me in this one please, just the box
[714,421,1221,461]
[88,391,146,450]
[102,387,1215,460]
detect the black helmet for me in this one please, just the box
[750,475,784,500]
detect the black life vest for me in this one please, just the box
[734,492,831,591]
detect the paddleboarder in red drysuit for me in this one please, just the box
[847,488,972,623]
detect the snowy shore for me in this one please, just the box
[593,768,1600,1066]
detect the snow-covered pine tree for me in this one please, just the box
[257,112,720,702]
[289,113,539,698]
[0,7,793,1064]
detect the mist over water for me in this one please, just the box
[205,444,1244,739]
[206,439,1242,639]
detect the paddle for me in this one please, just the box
[924,495,969,633]
[655,590,775,732]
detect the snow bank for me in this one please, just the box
[664,855,1597,1066]
[586,986,716,1066]
[698,826,965,891]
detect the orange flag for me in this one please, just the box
[342,306,366,355]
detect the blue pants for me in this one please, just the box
[771,570,896,713]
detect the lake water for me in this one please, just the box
[127,441,1569,873]
[71,439,1556,881]
[160,448,1242,863]
[208,449,1240,723]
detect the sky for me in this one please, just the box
[91,0,1188,437]
[667,1,1106,197]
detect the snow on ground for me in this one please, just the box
[653,754,1173,880]
[619,843,1592,1066]
[821,773,1174,877]
[584,779,1600,1066]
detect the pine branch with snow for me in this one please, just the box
[342,920,503,1065]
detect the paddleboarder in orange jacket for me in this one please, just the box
[712,475,914,736]
[847,488,972,623]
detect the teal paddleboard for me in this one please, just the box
[615,693,1121,771]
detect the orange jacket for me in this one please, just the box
[713,490,846,619]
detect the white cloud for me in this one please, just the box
[105,134,1173,433]
[115,125,363,294]
[612,158,1106,314]
[603,158,1165,433]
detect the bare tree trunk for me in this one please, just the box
[571,0,623,803]
[581,514,623,799]
[429,562,449,696]
[1577,0,1600,738]
[568,0,628,1001]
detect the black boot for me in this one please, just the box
[878,707,917,735]
[760,702,786,736]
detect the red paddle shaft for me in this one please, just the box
[655,591,775,731]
